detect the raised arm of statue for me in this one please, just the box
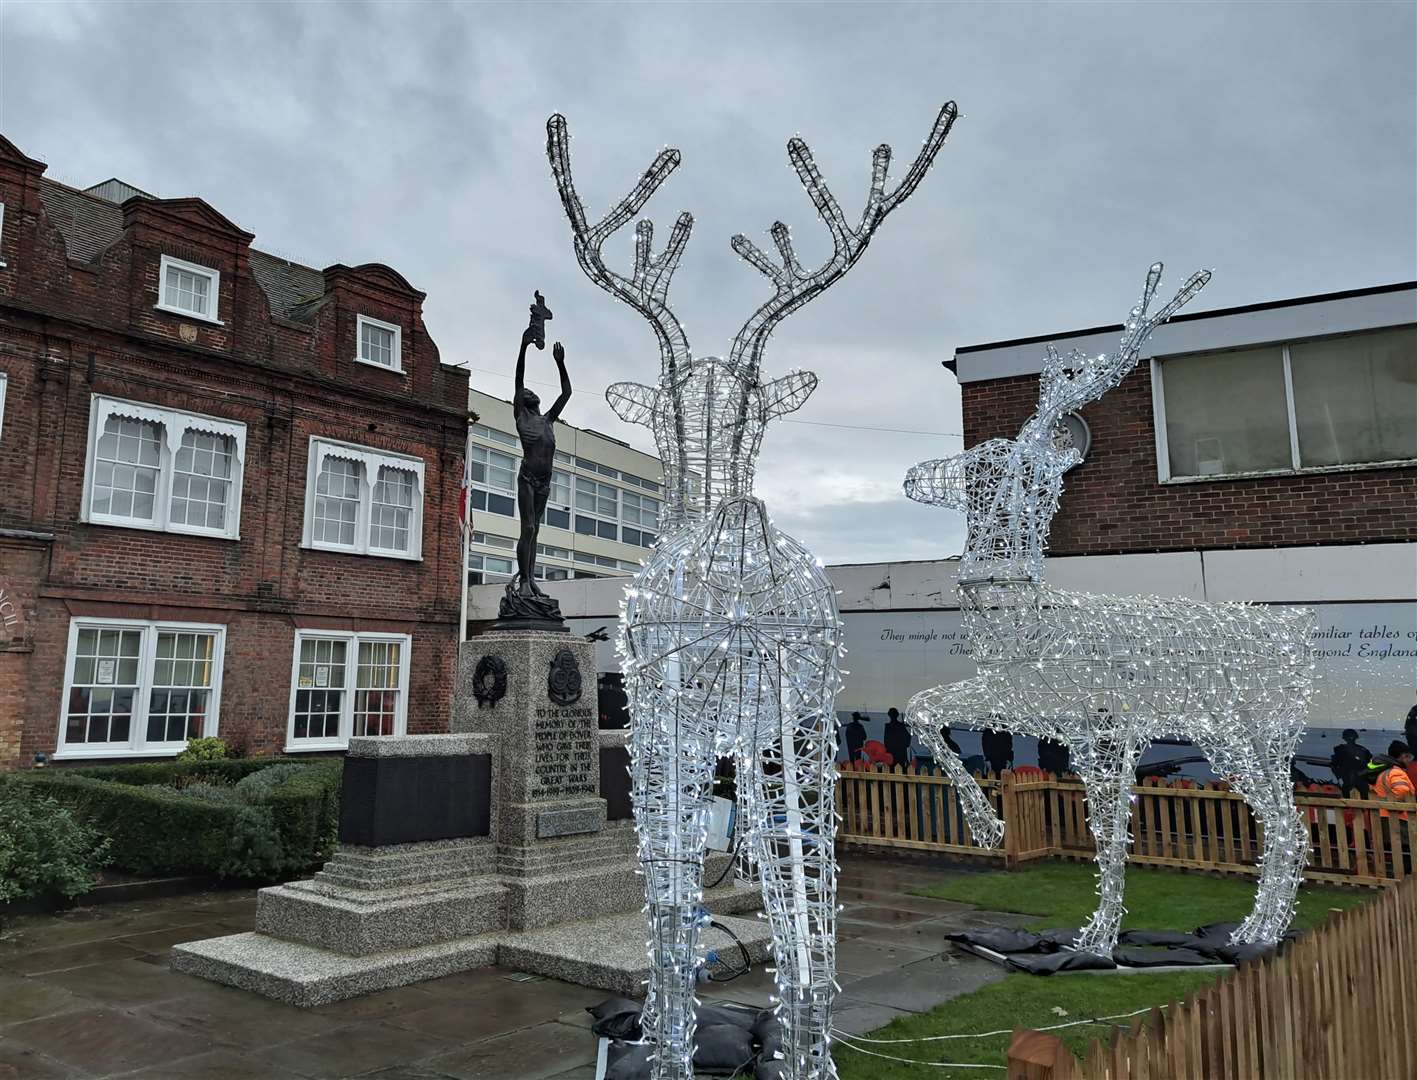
[546,342,572,424]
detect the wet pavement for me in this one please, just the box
[0,856,1024,1078]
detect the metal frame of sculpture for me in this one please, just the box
[548,104,956,1079]
[903,264,1317,957]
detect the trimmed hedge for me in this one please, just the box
[17,758,342,880]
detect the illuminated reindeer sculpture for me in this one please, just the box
[904,265,1316,957]
[548,105,956,1079]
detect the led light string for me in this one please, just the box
[548,105,955,1080]
[902,265,1315,958]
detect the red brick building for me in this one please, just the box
[0,135,470,768]
[949,281,1417,556]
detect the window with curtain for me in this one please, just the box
[85,397,246,538]
[303,439,424,558]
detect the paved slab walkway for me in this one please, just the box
[0,856,1026,1078]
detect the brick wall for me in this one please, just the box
[0,134,469,769]
[962,366,1417,555]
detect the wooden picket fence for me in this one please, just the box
[835,762,1417,887]
[1010,872,1417,1079]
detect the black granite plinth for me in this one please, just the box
[339,754,492,847]
[599,745,633,822]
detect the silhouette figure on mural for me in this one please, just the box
[500,291,572,628]
[981,725,1014,777]
[842,712,867,763]
[883,707,912,770]
[939,724,962,756]
[1038,737,1071,777]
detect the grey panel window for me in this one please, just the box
[1290,327,1416,468]
[1161,346,1291,478]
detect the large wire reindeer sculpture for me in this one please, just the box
[548,104,955,1079]
[903,265,1317,958]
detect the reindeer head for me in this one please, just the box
[548,106,957,521]
[906,263,1211,584]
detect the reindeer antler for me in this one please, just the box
[547,114,694,377]
[728,102,958,379]
[1027,262,1212,436]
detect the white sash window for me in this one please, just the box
[302,437,425,559]
[82,396,246,539]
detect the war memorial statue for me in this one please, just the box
[501,291,572,629]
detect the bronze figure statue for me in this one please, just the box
[498,291,571,629]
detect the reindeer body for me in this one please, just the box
[548,107,955,1079]
[903,267,1316,956]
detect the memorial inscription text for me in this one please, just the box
[532,705,596,796]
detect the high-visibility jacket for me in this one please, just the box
[1374,765,1414,819]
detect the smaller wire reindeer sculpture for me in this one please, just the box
[903,265,1317,957]
[548,104,955,1079]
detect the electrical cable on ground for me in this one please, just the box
[833,1002,1166,1044]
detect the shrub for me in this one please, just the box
[0,778,110,903]
[233,764,307,800]
[176,736,228,763]
[19,759,341,881]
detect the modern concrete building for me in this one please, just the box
[463,388,663,624]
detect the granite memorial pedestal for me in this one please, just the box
[172,630,765,1006]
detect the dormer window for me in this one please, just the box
[156,255,221,323]
[356,315,402,372]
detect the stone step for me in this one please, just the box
[254,880,508,956]
[171,932,498,1008]
[171,909,774,1008]
[498,911,776,999]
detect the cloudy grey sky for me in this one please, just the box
[4,1,1414,563]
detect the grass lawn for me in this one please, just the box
[833,861,1374,1079]
[910,859,1371,934]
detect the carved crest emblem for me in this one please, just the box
[472,654,508,707]
[178,324,199,344]
[547,647,582,706]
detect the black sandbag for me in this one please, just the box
[587,996,644,1040]
[605,1041,653,1080]
[753,1009,784,1059]
[695,1003,758,1030]
[1193,921,1243,942]
[1113,946,1215,968]
[1036,927,1083,950]
[1214,941,1278,965]
[755,1061,788,1080]
[1004,949,1116,975]
[945,928,1046,954]
[692,1023,756,1074]
[1116,929,1207,949]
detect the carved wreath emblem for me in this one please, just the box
[547,647,582,706]
[472,654,508,707]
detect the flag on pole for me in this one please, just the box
[459,427,474,537]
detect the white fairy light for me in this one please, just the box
[548,105,956,1079]
[903,264,1316,957]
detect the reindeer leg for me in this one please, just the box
[748,695,839,1080]
[907,679,1006,849]
[1192,718,1307,945]
[1240,772,1307,945]
[631,706,715,1080]
[1073,733,1145,957]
